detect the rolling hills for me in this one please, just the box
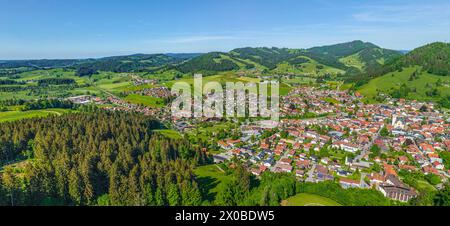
[0,40,403,78]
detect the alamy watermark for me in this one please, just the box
[171,74,280,122]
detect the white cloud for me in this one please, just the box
[352,3,450,23]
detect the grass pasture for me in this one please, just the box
[282,193,342,206]
[153,129,183,139]
[124,94,165,108]
[0,108,72,123]
[339,53,365,70]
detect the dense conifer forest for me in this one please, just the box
[0,110,209,206]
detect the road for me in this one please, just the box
[305,163,316,182]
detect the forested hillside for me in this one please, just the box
[308,40,379,57]
[0,110,209,206]
[396,42,450,76]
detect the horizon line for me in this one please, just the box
[2,39,441,61]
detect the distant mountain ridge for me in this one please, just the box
[0,53,199,72]
[0,40,427,77]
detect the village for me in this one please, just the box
[211,87,450,203]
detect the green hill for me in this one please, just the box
[358,66,450,105]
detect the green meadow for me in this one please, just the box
[339,53,365,70]
[283,193,342,206]
[124,94,165,108]
[153,129,183,139]
[0,108,73,123]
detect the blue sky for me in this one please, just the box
[1,0,450,59]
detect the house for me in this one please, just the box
[251,168,262,176]
[296,170,305,177]
[213,154,231,163]
[332,141,359,153]
[260,165,268,173]
[293,142,302,150]
[384,163,397,176]
[218,140,231,150]
[296,159,310,169]
[321,157,330,165]
[432,161,445,170]
[339,178,361,189]
[260,143,270,149]
[419,143,435,153]
[263,157,275,167]
[279,158,292,165]
[274,164,293,173]
[398,156,409,164]
[399,164,417,172]
[368,173,385,186]
[352,161,372,169]
[256,151,266,160]
[287,150,296,157]
[336,169,351,177]
[316,165,333,181]
[226,139,241,147]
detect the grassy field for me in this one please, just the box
[0,108,72,123]
[274,57,345,76]
[339,53,365,70]
[416,179,437,192]
[97,81,132,91]
[116,83,156,92]
[187,121,235,145]
[283,77,316,85]
[124,94,165,108]
[194,164,233,202]
[282,193,342,206]
[359,66,450,103]
[153,129,183,139]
